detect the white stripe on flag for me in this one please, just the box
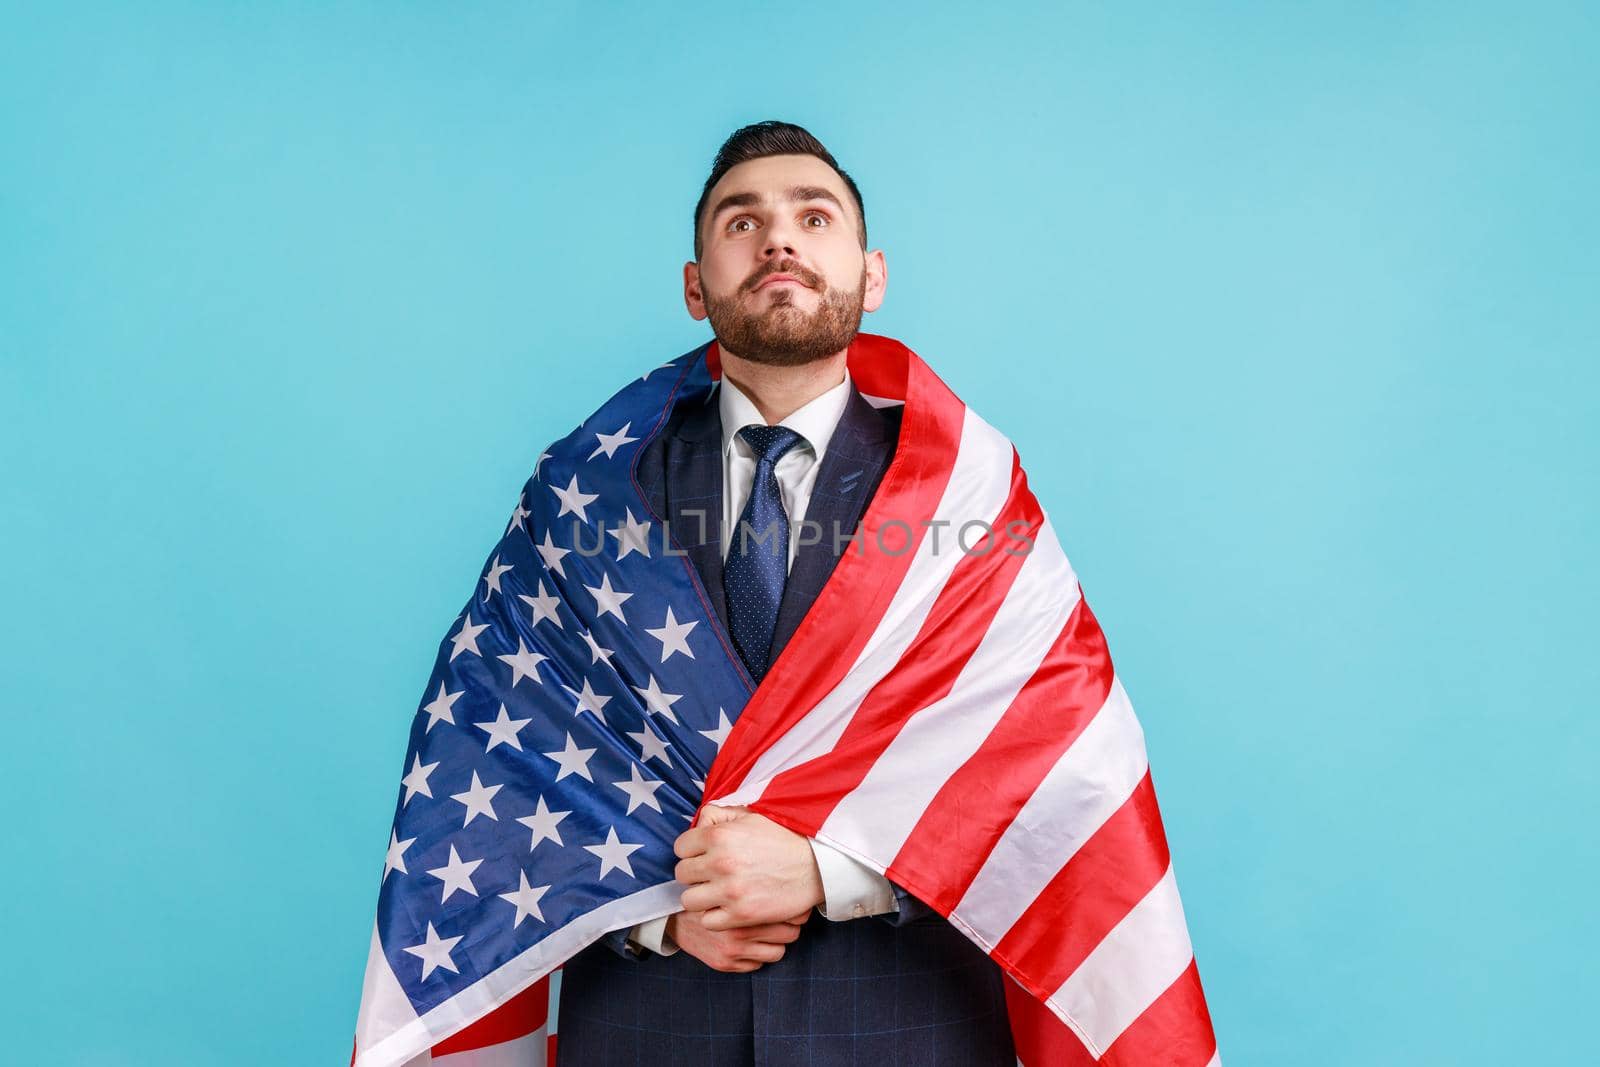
[718,406,1017,802]
[1052,864,1195,1053]
[818,522,1078,859]
[355,921,421,1058]
[428,1028,547,1067]
[356,881,680,1067]
[954,676,1147,947]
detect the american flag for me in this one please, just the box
[352,333,1219,1067]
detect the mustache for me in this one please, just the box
[747,264,820,291]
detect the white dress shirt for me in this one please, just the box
[626,369,899,956]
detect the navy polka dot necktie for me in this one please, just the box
[725,424,806,683]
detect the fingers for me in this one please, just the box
[746,921,802,945]
[733,940,787,964]
[713,959,763,973]
[678,912,800,973]
[681,898,813,931]
[673,826,711,860]
[674,853,727,886]
[680,884,723,915]
[711,952,778,973]
[696,804,748,826]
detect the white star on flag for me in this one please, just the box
[535,531,570,578]
[569,678,613,722]
[400,753,440,805]
[543,733,597,782]
[403,922,463,980]
[585,573,633,621]
[516,796,570,852]
[583,826,644,880]
[627,724,673,766]
[498,871,552,927]
[588,422,639,460]
[579,628,615,666]
[496,638,548,688]
[612,764,665,815]
[518,581,562,629]
[550,474,599,522]
[700,708,734,748]
[633,674,684,723]
[426,845,482,903]
[448,613,488,661]
[608,508,653,560]
[450,771,503,827]
[480,554,514,600]
[383,830,416,880]
[421,682,463,733]
[474,702,533,752]
[504,492,530,537]
[645,606,697,662]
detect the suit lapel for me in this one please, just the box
[654,380,901,676]
[662,390,730,636]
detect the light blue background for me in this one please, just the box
[3,3,1595,1063]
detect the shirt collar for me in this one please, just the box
[719,367,853,464]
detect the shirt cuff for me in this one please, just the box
[808,837,899,921]
[627,914,679,956]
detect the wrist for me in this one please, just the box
[807,837,897,921]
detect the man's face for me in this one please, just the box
[685,153,886,367]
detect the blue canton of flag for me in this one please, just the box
[373,345,749,1016]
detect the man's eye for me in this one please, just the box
[728,217,754,233]
[804,212,829,227]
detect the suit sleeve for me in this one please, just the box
[599,925,640,960]
[877,878,939,925]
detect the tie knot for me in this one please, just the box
[737,424,806,465]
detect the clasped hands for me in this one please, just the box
[665,804,822,973]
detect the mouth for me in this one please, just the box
[755,272,810,291]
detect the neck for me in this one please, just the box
[719,349,848,424]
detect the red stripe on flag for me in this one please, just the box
[430,976,550,1055]
[702,339,966,807]
[750,451,1041,834]
[1003,977,1098,1067]
[885,595,1114,915]
[1100,957,1217,1067]
[994,771,1171,993]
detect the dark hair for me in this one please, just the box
[692,120,867,260]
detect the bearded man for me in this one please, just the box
[553,121,1017,1064]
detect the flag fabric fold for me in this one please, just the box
[352,333,1218,1066]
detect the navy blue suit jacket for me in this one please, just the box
[554,377,1015,1065]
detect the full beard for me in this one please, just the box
[703,268,867,367]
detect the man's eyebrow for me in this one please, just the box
[708,185,849,224]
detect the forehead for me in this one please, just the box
[704,154,854,219]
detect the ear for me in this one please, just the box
[683,260,709,321]
[861,248,887,314]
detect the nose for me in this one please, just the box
[761,214,801,261]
